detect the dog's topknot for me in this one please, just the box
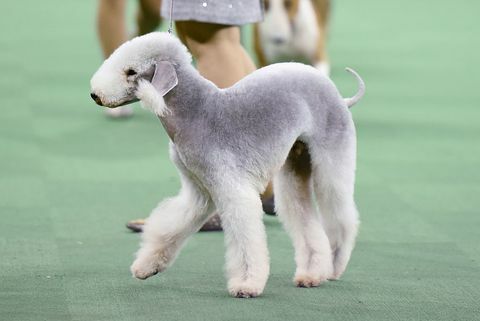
[111,32,192,66]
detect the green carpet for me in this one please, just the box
[1,1,479,320]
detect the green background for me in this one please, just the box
[1,1,479,320]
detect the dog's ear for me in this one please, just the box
[151,61,178,97]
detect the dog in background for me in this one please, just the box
[255,0,330,75]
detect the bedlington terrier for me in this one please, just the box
[90,32,364,298]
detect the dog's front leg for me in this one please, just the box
[214,185,270,298]
[130,173,212,280]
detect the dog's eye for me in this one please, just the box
[126,69,137,76]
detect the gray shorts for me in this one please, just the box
[161,0,264,26]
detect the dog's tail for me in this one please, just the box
[343,68,365,108]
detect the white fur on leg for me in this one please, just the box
[313,143,359,280]
[136,79,171,117]
[317,193,359,280]
[274,168,333,287]
[131,170,211,280]
[214,186,270,298]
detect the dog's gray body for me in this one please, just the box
[90,32,364,298]
[164,63,353,189]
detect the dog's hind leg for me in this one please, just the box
[274,142,333,287]
[209,177,269,298]
[312,145,359,280]
[131,147,213,280]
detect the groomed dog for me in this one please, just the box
[90,32,364,298]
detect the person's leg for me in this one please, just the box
[137,0,162,35]
[97,0,128,58]
[97,0,162,57]
[175,21,274,209]
[96,0,133,117]
[175,21,255,88]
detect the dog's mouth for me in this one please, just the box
[91,89,139,108]
[103,97,139,108]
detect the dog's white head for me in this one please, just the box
[90,32,191,109]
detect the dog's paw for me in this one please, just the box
[294,261,332,288]
[130,253,167,280]
[294,274,327,288]
[329,263,346,281]
[328,272,342,281]
[228,280,264,298]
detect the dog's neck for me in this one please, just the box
[157,64,218,141]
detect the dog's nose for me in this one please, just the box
[90,93,103,106]
[271,37,286,45]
